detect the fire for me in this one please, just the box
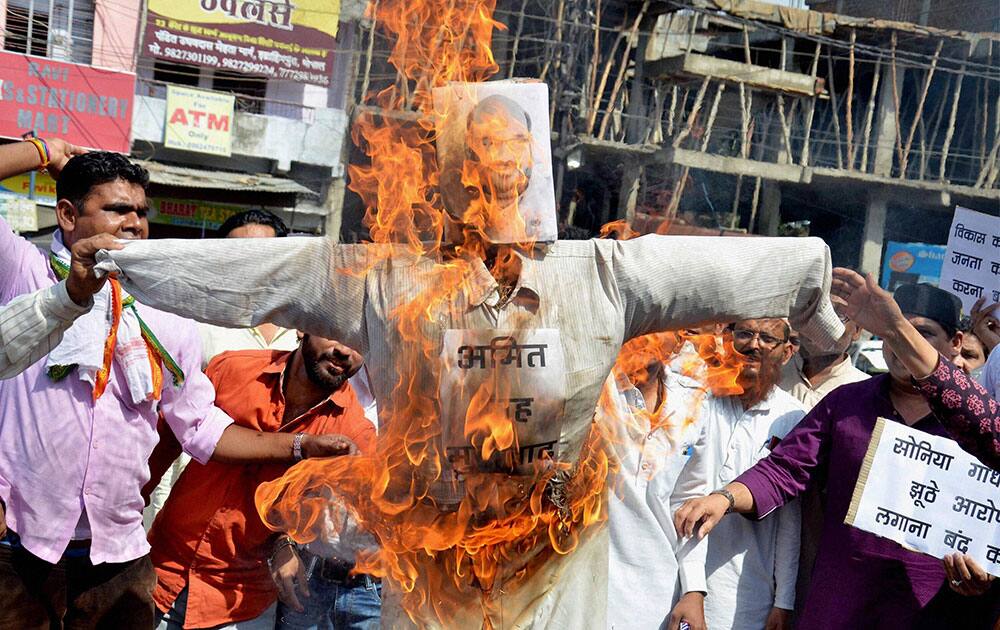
[253,1,745,627]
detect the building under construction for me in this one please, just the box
[344,0,1000,275]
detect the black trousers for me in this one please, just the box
[0,539,156,630]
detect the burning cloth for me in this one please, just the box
[98,231,842,627]
[95,50,844,630]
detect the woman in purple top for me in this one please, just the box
[674,275,998,629]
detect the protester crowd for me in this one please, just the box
[0,139,997,630]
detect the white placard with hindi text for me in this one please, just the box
[438,328,567,476]
[939,206,1000,313]
[846,418,1000,577]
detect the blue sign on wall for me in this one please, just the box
[880,241,946,291]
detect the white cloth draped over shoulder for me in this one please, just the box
[96,234,843,629]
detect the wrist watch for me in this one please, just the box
[292,432,307,461]
[710,488,736,514]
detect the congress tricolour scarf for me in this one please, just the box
[46,232,183,402]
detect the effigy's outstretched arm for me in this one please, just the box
[612,235,844,348]
[98,236,372,354]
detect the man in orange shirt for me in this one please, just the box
[148,334,377,629]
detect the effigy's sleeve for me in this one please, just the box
[98,236,372,353]
[613,234,843,347]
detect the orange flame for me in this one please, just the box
[254,2,744,627]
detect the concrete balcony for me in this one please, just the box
[131,87,349,175]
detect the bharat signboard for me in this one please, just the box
[144,0,341,87]
[847,418,1000,577]
[149,197,245,230]
[0,51,135,152]
[164,85,235,156]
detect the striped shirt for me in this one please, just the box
[0,279,89,379]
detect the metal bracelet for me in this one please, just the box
[292,432,306,461]
[710,488,736,514]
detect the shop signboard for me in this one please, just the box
[164,85,235,156]
[0,51,135,151]
[0,171,57,203]
[144,0,341,87]
[880,241,946,292]
[149,197,246,231]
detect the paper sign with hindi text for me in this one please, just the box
[939,206,1000,313]
[438,329,566,478]
[846,418,1000,577]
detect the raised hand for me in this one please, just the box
[970,298,999,352]
[830,268,904,338]
[45,138,87,178]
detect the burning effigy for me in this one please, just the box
[98,1,845,627]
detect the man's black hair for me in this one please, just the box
[216,209,289,238]
[56,152,149,210]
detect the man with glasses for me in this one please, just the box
[675,284,996,628]
[681,319,805,630]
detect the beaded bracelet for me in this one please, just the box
[26,137,50,172]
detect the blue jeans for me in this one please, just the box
[276,571,381,630]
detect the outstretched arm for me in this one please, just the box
[614,235,843,349]
[0,234,124,380]
[97,236,372,354]
[833,268,1000,467]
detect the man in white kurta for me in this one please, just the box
[96,234,841,629]
[605,341,713,630]
[700,320,805,629]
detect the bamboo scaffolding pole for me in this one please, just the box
[700,83,726,151]
[667,84,679,137]
[975,126,1000,188]
[826,49,844,169]
[673,77,711,148]
[739,81,750,158]
[846,30,856,169]
[359,0,380,101]
[584,0,601,96]
[539,0,565,82]
[890,32,904,175]
[899,39,943,178]
[587,30,625,135]
[979,42,993,165]
[651,85,665,144]
[938,42,972,181]
[597,0,649,140]
[776,37,792,162]
[799,41,822,167]
[507,0,530,79]
[742,26,752,64]
[918,117,929,179]
[667,166,689,217]
[858,55,882,172]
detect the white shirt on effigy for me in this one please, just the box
[606,362,713,630]
[702,386,805,630]
[95,234,842,630]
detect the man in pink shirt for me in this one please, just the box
[0,143,351,629]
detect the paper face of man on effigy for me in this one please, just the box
[434,80,557,244]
